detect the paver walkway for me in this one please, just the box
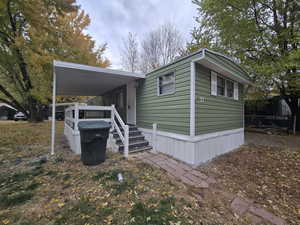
[135,151,286,225]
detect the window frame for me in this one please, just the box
[211,70,237,100]
[157,71,176,96]
[217,76,226,96]
[226,79,234,99]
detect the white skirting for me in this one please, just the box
[64,124,81,154]
[64,124,114,155]
[139,127,244,167]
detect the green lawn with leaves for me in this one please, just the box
[0,121,253,225]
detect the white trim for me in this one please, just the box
[190,49,205,137]
[78,105,112,111]
[152,123,157,152]
[51,70,56,155]
[190,59,196,137]
[234,81,239,100]
[54,60,145,79]
[139,127,244,143]
[191,128,244,142]
[139,127,191,141]
[210,71,217,96]
[126,81,136,124]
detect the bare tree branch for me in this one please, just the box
[120,32,139,72]
[140,23,183,72]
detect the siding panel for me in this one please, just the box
[195,64,244,135]
[136,53,204,135]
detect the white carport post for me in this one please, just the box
[51,67,56,155]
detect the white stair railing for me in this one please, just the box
[111,105,129,158]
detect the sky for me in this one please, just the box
[76,0,198,69]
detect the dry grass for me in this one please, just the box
[198,144,300,224]
[0,121,252,225]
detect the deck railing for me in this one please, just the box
[64,103,129,158]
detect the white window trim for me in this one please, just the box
[211,71,217,96]
[157,71,176,96]
[234,81,239,100]
[212,70,238,100]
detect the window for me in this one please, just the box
[226,80,234,98]
[211,70,239,100]
[217,76,225,96]
[158,72,175,95]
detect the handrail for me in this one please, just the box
[113,107,126,128]
[111,105,129,158]
[64,103,129,159]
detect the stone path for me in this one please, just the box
[135,151,286,225]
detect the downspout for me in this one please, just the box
[190,49,206,138]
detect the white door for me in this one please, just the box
[126,81,136,124]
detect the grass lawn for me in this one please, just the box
[0,121,299,224]
[0,121,248,225]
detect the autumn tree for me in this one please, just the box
[140,23,183,72]
[189,0,300,133]
[0,0,109,122]
[120,32,139,72]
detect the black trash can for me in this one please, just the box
[78,121,111,165]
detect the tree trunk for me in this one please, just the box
[28,97,44,122]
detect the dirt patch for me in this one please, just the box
[198,144,300,224]
[245,131,300,149]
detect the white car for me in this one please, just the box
[14,112,27,121]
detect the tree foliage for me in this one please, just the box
[189,0,300,131]
[0,0,110,121]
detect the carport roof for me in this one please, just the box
[54,61,145,96]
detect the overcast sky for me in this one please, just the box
[76,0,198,69]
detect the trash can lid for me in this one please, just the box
[78,121,111,130]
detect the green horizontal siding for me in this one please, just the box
[136,50,248,136]
[205,51,249,81]
[195,64,244,135]
[136,52,204,135]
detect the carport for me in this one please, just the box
[51,61,145,156]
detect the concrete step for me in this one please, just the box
[115,135,145,144]
[120,145,152,154]
[114,125,138,132]
[112,130,142,138]
[118,140,149,151]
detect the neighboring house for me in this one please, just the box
[0,103,16,120]
[52,49,251,166]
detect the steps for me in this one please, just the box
[111,125,152,154]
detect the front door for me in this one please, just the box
[126,81,136,125]
[103,86,127,122]
[114,88,126,122]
